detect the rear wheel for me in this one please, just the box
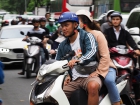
[26,64,32,78]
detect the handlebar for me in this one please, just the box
[109,47,134,55]
[61,51,75,60]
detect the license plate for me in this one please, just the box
[17,54,24,58]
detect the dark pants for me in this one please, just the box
[43,48,49,60]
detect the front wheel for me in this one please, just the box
[26,64,32,78]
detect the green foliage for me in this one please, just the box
[0,0,50,14]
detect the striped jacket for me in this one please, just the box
[56,28,98,64]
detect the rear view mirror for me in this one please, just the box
[20,31,25,35]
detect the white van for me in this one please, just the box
[126,7,140,48]
[126,7,140,30]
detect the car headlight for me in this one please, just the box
[24,45,28,50]
[0,48,10,53]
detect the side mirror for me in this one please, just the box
[128,27,140,35]
[20,31,25,35]
[89,6,92,13]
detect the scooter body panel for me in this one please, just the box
[113,58,133,69]
[24,45,41,72]
[99,80,127,105]
[49,75,70,105]
[27,45,40,57]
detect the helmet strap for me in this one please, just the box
[68,28,76,37]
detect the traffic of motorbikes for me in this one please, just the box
[1,10,140,105]
[21,14,140,105]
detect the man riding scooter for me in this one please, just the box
[56,12,105,105]
[18,18,48,75]
[104,11,140,105]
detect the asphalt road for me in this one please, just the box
[0,65,36,105]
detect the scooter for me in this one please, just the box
[109,45,134,92]
[23,36,44,78]
[110,45,134,77]
[29,51,135,105]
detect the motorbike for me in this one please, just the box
[109,45,135,97]
[29,51,135,105]
[23,36,44,78]
[110,45,134,77]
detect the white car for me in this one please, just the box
[121,14,129,26]
[0,25,33,65]
[125,7,140,48]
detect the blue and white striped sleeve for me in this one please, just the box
[80,33,97,61]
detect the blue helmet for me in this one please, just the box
[58,12,79,23]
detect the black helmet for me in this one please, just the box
[110,12,122,20]
[39,17,46,22]
[22,17,27,21]
[32,18,40,23]
[17,15,22,18]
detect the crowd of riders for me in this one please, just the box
[1,10,140,105]
[56,10,140,105]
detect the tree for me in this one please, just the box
[0,0,50,14]
[27,0,50,12]
[0,0,30,14]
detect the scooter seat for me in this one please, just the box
[69,88,87,105]
[69,85,108,105]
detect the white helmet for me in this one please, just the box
[106,10,115,17]
[76,10,93,22]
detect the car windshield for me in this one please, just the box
[0,27,32,39]
[3,14,18,20]
[126,12,140,29]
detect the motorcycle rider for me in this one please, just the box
[18,18,48,75]
[39,17,50,60]
[46,18,57,34]
[76,9,121,105]
[39,17,50,36]
[101,10,124,33]
[56,12,104,105]
[18,17,28,25]
[104,11,140,104]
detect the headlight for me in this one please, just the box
[0,48,10,53]
[37,64,50,81]
[24,45,28,50]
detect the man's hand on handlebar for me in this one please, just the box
[134,50,140,56]
[22,38,27,41]
[68,59,80,69]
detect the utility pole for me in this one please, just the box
[25,0,27,13]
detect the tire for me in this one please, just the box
[26,64,32,78]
